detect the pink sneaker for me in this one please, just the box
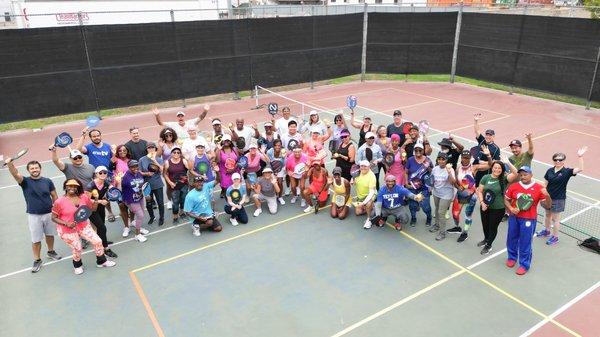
[505,259,516,268]
[516,266,527,276]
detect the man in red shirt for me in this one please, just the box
[504,166,551,275]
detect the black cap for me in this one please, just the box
[146,142,157,149]
[127,160,139,167]
[393,110,402,116]
[461,150,471,157]
[437,152,448,159]
[509,139,522,147]
[437,138,453,148]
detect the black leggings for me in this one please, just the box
[146,187,165,220]
[89,206,108,248]
[480,207,505,247]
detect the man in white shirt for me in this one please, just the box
[153,105,209,140]
[273,106,299,136]
[230,118,259,153]
[182,126,210,162]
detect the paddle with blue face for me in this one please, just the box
[54,132,74,149]
[106,187,122,202]
[74,205,92,223]
[346,95,357,113]
[86,115,101,128]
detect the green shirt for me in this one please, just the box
[509,151,533,170]
[479,174,508,209]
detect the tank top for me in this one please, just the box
[331,179,350,206]
[167,158,187,182]
[245,153,262,173]
[358,124,373,148]
[335,141,354,173]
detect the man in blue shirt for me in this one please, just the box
[373,175,423,231]
[184,176,222,237]
[7,158,61,273]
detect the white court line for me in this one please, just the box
[518,280,600,337]
[560,202,600,224]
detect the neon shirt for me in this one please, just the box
[376,184,414,208]
[505,181,546,219]
[354,171,376,200]
[184,181,216,217]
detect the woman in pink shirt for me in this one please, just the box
[215,134,239,199]
[385,134,407,186]
[244,143,268,189]
[303,125,332,165]
[52,179,116,275]
[110,144,131,231]
[285,146,309,206]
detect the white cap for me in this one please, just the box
[212,119,221,125]
[248,143,257,149]
[70,149,83,158]
[264,122,273,127]
[310,125,321,133]
[221,134,232,141]
[94,165,108,173]
[232,172,241,180]
[176,111,185,116]
[365,132,376,139]
[359,160,370,167]
[262,167,273,173]
[309,110,318,116]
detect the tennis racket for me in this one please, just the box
[384,152,395,166]
[350,164,360,178]
[402,122,414,135]
[86,115,101,128]
[235,137,246,150]
[270,159,283,174]
[236,156,248,170]
[267,102,279,117]
[2,148,29,166]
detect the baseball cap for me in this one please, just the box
[340,129,351,137]
[264,121,273,127]
[437,152,448,159]
[309,110,318,116]
[518,166,532,174]
[509,139,522,147]
[146,142,157,149]
[393,110,402,116]
[221,134,232,141]
[310,125,321,134]
[413,143,424,150]
[176,111,185,117]
[193,175,205,182]
[69,150,83,158]
[94,165,108,173]
[212,119,221,125]
[128,160,139,167]
[332,167,342,175]
[410,125,419,131]
[195,143,205,148]
[365,132,376,139]
[359,160,370,167]
[186,125,197,132]
[262,167,273,173]
[390,134,400,142]
[461,150,471,157]
[248,143,257,149]
[485,129,495,136]
[232,172,241,180]
[385,174,397,181]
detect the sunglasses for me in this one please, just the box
[172,151,181,154]
[165,134,173,137]
[97,171,108,175]
[72,156,83,160]
[414,149,424,152]
[340,135,349,139]
[553,158,565,162]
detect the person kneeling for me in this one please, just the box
[225,173,248,226]
[330,167,352,220]
[184,176,222,237]
[253,168,280,217]
[372,175,424,231]
[302,160,330,214]
[353,160,377,229]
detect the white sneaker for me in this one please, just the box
[296,187,301,195]
[291,196,297,204]
[303,205,314,213]
[278,197,286,205]
[122,227,130,237]
[300,199,306,207]
[363,219,372,229]
[139,227,150,235]
[192,226,201,237]
[253,208,262,217]
[97,260,116,268]
[230,217,239,226]
[74,266,84,275]
[167,201,173,210]
[284,187,291,196]
[135,234,147,243]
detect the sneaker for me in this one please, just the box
[97,260,116,268]
[457,232,468,243]
[303,205,314,213]
[477,240,487,247]
[47,250,62,261]
[300,199,306,207]
[192,226,201,237]
[230,218,239,226]
[410,219,416,227]
[445,210,450,219]
[506,259,516,268]
[105,249,118,258]
[425,219,432,227]
[284,187,291,196]
[148,216,155,225]
[480,245,492,255]
[546,236,559,245]
[435,231,446,241]
[122,227,130,238]
[74,266,84,275]
[158,218,164,226]
[166,201,173,209]
[135,234,147,243]
[31,259,43,273]
[290,196,297,204]
[254,208,262,217]
[536,229,551,237]
[394,223,402,231]
[139,227,150,235]
[363,219,372,229]
[173,218,180,225]
[446,226,462,234]
[516,266,527,275]
[428,225,440,233]
[278,197,286,205]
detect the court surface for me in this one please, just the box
[0,80,598,337]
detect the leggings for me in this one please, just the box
[57,223,106,267]
[224,205,248,224]
[433,195,453,232]
[452,194,476,231]
[171,186,188,215]
[126,200,145,230]
[146,187,165,220]
[88,206,108,248]
[480,207,505,247]
[408,188,432,223]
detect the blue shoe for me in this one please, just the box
[546,236,559,245]
[536,229,551,237]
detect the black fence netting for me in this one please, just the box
[366,12,457,74]
[457,13,600,100]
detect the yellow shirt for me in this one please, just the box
[331,179,351,206]
[355,171,376,201]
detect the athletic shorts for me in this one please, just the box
[549,199,566,213]
[27,213,57,243]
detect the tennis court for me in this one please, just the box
[0,80,599,337]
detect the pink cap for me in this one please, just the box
[391,134,400,141]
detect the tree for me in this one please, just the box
[583,0,600,18]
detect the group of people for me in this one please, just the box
[8,106,587,277]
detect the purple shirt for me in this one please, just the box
[121,170,145,204]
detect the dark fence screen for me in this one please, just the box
[457,13,600,101]
[1,12,599,123]
[366,12,457,74]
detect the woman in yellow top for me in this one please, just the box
[330,167,352,220]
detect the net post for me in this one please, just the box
[254,85,259,107]
[310,5,315,90]
[360,2,368,83]
[450,2,463,84]
[78,11,101,115]
[586,46,600,110]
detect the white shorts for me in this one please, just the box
[254,194,278,214]
[28,213,57,243]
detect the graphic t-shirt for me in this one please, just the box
[257,178,276,198]
[184,180,216,217]
[509,151,533,170]
[84,143,112,169]
[121,170,145,204]
[226,184,247,205]
[431,166,455,200]
[479,174,508,209]
[405,156,433,190]
[376,184,413,209]
[505,181,546,219]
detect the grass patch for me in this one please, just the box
[2,74,597,133]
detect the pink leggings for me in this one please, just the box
[126,200,145,230]
[57,223,104,262]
